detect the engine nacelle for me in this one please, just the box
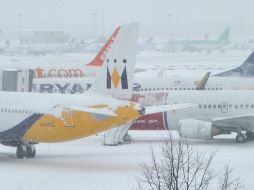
[179,119,215,139]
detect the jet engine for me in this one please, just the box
[178,119,220,139]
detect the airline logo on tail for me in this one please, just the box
[86,27,121,66]
[107,63,128,89]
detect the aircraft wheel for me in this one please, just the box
[246,131,254,141]
[236,133,247,143]
[26,144,36,158]
[16,144,26,159]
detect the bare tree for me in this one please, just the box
[135,134,243,190]
[218,165,244,190]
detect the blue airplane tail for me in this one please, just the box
[215,51,254,77]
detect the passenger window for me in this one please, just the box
[208,105,211,108]
[204,105,207,109]
[199,105,202,109]
[218,105,221,108]
[213,105,216,108]
[251,105,254,109]
[240,105,243,108]
[229,104,232,108]
[245,105,249,108]
[235,105,238,109]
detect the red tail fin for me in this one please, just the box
[86,26,121,66]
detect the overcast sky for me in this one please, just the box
[0,0,254,39]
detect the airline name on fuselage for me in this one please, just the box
[32,83,92,94]
[34,68,85,78]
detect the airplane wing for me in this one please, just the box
[144,103,197,115]
[65,106,117,116]
[212,114,254,131]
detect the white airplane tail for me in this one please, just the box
[94,23,139,100]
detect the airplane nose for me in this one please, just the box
[138,106,146,115]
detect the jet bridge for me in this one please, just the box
[0,69,33,92]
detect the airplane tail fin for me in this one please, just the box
[215,51,254,77]
[86,26,121,66]
[196,72,211,90]
[217,28,230,43]
[94,23,139,100]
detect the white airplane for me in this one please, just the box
[32,51,254,94]
[161,28,231,53]
[132,90,254,143]
[0,23,193,158]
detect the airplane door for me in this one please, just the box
[62,108,75,128]
[221,102,228,113]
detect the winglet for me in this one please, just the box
[86,26,121,67]
[196,72,211,90]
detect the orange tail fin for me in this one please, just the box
[86,26,121,67]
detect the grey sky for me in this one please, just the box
[0,0,254,38]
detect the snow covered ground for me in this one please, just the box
[0,50,253,189]
[0,50,251,77]
[0,131,253,190]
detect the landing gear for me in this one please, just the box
[235,130,254,143]
[246,131,254,141]
[236,133,247,143]
[16,144,26,159]
[122,133,133,144]
[16,143,36,159]
[26,144,36,158]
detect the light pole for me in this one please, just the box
[92,13,97,38]
[168,14,172,40]
[176,15,180,38]
[18,14,22,43]
[102,14,105,37]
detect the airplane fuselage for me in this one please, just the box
[0,91,141,145]
[132,90,254,132]
[32,76,254,94]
